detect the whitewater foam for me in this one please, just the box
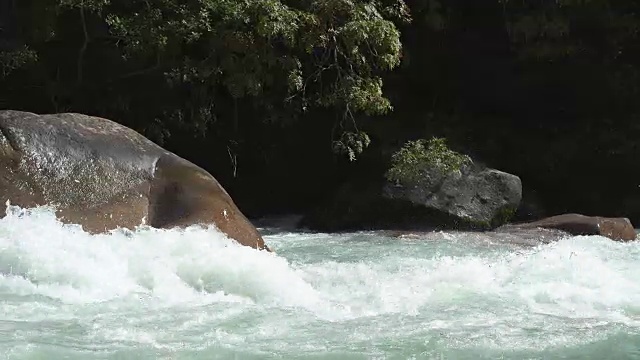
[0,205,317,309]
[1,206,640,358]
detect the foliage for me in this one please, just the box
[499,0,640,61]
[332,130,371,161]
[391,0,640,221]
[492,206,517,228]
[386,137,471,185]
[4,0,640,221]
[0,0,407,159]
[0,46,38,77]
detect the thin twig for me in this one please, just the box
[77,5,89,86]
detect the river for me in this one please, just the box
[1,206,639,359]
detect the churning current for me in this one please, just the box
[1,205,640,359]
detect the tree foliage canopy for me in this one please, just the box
[4,0,640,220]
[1,0,408,157]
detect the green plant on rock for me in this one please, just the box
[386,137,471,185]
[491,205,517,227]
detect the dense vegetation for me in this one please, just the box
[2,0,640,223]
[386,137,471,185]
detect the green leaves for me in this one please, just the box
[59,0,110,11]
[346,77,391,115]
[386,138,472,185]
[501,0,640,60]
[341,17,402,69]
[333,131,371,161]
[99,0,405,159]
[4,0,406,162]
[0,46,38,77]
[284,0,405,158]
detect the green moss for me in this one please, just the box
[458,216,491,231]
[385,137,472,185]
[491,206,517,228]
[451,206,517,231]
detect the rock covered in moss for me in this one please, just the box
[303,141,522,231]
[381,138,522,229]
[383,165,522,229]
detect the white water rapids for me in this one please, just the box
[1,205,640,359]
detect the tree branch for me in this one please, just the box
[117,63,161,79]
[117,53,162,80]
[77,6,89,86]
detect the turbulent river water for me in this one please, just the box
[1,206,640,359]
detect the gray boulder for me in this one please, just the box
[383,164,522,229]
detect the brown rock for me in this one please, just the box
[515,213,636,242]
[0,110,269,251]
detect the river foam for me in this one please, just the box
[1,206,639,359]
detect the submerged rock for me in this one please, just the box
[504,213,637,242]
[0,110,269,251]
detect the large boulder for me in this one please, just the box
[507,213,637,242]
[302,167,522,232]
[383,164,522,229]
[0,110,269,250]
